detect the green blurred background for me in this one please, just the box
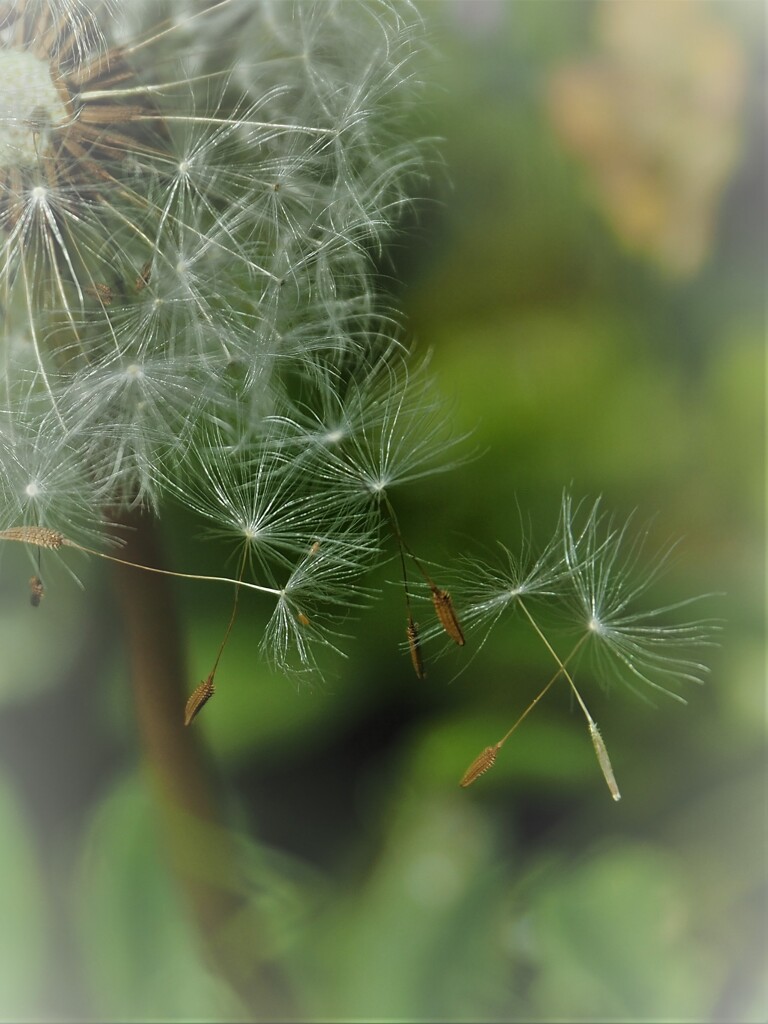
[0,1,764,1020]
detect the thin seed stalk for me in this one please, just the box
[516,600,621,801]
[517,598,594,723]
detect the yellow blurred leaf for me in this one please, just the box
[548,1,746,276]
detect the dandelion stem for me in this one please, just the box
[110,509,296,1015]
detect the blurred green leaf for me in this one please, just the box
[0,775,45,1019]
[296,790,513,1020]
[75,773,247,1020]
[75,771,326,1020]
[526,844,715,1019]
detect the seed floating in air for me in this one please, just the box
[0,526,68,549]
[29,575,45,607]
[459,743,500,787]
[406,614,426,678]
[85,282,113,305]
[589,722,621,802]
[431,586,465,646]
[135,260,152,291]
[184,675,215,726]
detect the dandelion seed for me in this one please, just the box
[277,352,470,510]
[431,586,465,646]
[29,575,44,607]
[588,721,621,801]
[261,532,376,676]
[297,611,310,626]
[184,675,215,727]
[379,489,466,658]
[455,507,576,642]
[459,639,593,796]
[406,614,426,678]
[135,260,152,292]
[561,493,719,702]
[0,525,68,549]
[85,283,113,306]
[0,523,285,600]
[514,598,624,803]
[459,744,500,787]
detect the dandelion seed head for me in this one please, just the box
[1,0,432,674]
[0,49,68,168]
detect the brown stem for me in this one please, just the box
[110,508,295,1017]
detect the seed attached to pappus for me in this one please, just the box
[85,282,113,305]
[297,610,310,626]
[431,586,465,646]
[406,614,426,679]
[459,743,500,787]
[184,675,215,726]
[0,526,69,549]
[135,260,152,291]
[29,576,44,607]
[589,722,621,802]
